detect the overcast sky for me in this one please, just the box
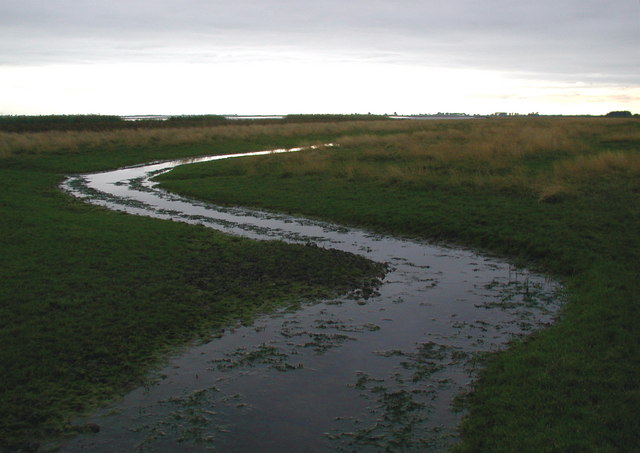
[1,0,638,115]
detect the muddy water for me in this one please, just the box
[58,146,562,452]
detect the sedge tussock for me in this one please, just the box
[536,183,575,203]
[552,151,640,183]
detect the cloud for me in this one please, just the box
[1,0,637,114]
[1,0,637,82]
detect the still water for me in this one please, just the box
[58,145,562,452]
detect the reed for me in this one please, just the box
[0,119,459,158]
[553,150,640,181]
[222,118,639,201]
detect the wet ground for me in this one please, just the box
[57,146,563,452]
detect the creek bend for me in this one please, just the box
[58,145,562,452]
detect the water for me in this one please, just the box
[57,145,562,452]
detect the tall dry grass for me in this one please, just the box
[554,151,640,180]
[0,119,462,158]
[227,117,640,201]
[3,117,638,202]
[536,151,640,201]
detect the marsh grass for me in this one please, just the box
[3,116,639,451]
[552,150,640,183]
[0,119,454,158]
[158,116,640,451]
[0,132,386,450]
[208,118,640,201]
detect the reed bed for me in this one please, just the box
[0,119,450,158]
[226,117,640,201]
[3,116,637,201]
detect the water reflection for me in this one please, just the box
[58,145,562,452]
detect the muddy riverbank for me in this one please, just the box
[57,146,562,451]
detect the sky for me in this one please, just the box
[1,0,638,115]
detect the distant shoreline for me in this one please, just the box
[120,114,483,122]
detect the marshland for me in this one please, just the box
[1,115,638,451]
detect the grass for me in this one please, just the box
[157,117,640,451]
[0,113,390,134]
[0,130,389,451]
[0,117,475,158]
[0,115,125,133]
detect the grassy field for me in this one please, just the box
[1,117,638,451]
[0,125,394,451]
[157,117,640,451]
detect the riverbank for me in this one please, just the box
[156,117,640,451]
[55,146,562,451]
[0,134,387,450]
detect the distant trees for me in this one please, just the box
[605,111,633,118]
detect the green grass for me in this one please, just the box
[3,117,639,451]
[0,137,385,450]
[157,118,640,451]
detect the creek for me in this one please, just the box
[58,145,562,452]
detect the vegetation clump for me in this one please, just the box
[605,110,634,118]
[0,114,128,132]
[284,113,391,122]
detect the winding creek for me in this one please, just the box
[57,145,563,452]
